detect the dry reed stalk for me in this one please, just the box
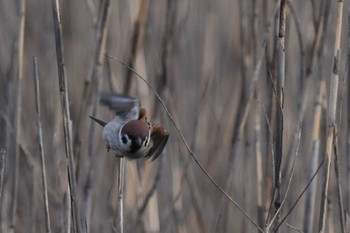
[74,0,111,170]
[50,0,81,232]
[33,57,52,233]
[318,1,344,232]
[301,4,331,230]
[112,2,150,232]
[123,0,149,94]
[141,1,178,230]
[333,126,346,233]
[255,93,265,229]
[303,81,326,233]
[82,0,111,231]
[114,158,125,233]
[347,0,350,223]
[135,161,161,226]
[0,148,5,219]
[275,159,325,232]
[307,0,327,76]
[63,191,72,233]
[265,2,281,223]
[268,78,310,231]
[30,171,37,233]
[213,41,268,232]
[9,0,25,232]
[186,173,207,233]
[252,3,263,229]
[153,0,176,114]
[286,1,305,85]
[282,77,310,180]
[84,0,98,24]
[270,0,286,232]
[214,1,251,229]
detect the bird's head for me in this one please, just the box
[119,119,151,153]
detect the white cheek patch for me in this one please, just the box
[143,136,149,147]
[119,133,132,152]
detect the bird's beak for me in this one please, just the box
[135,137,142,147]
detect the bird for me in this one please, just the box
[89,94,169,160]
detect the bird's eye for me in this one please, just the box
[121,135,128,144]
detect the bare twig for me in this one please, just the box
[33,57,52,233]
[49,0,81,232]
[285,222,304,233]
[106,54,265,233]
[318,1,344,232]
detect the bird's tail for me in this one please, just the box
[89,116,107,127]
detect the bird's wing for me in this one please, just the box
[146,125,169,161]
[100,93,141,120]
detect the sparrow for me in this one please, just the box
[90,94,169,160]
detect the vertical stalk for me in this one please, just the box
[271,0,286,232]
[9,0,25,232]
[50,0,81,232]
[83,0,111,231]
[33,57,52,233]
[303,81,325,233]
[318,1,344,232]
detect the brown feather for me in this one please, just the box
[121,120,149,139]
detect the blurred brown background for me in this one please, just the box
[0,0,349,232]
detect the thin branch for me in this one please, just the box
[50,0,81,232]
[285,222,304,233]
[106,54,265,233]
[33,57,52,233]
